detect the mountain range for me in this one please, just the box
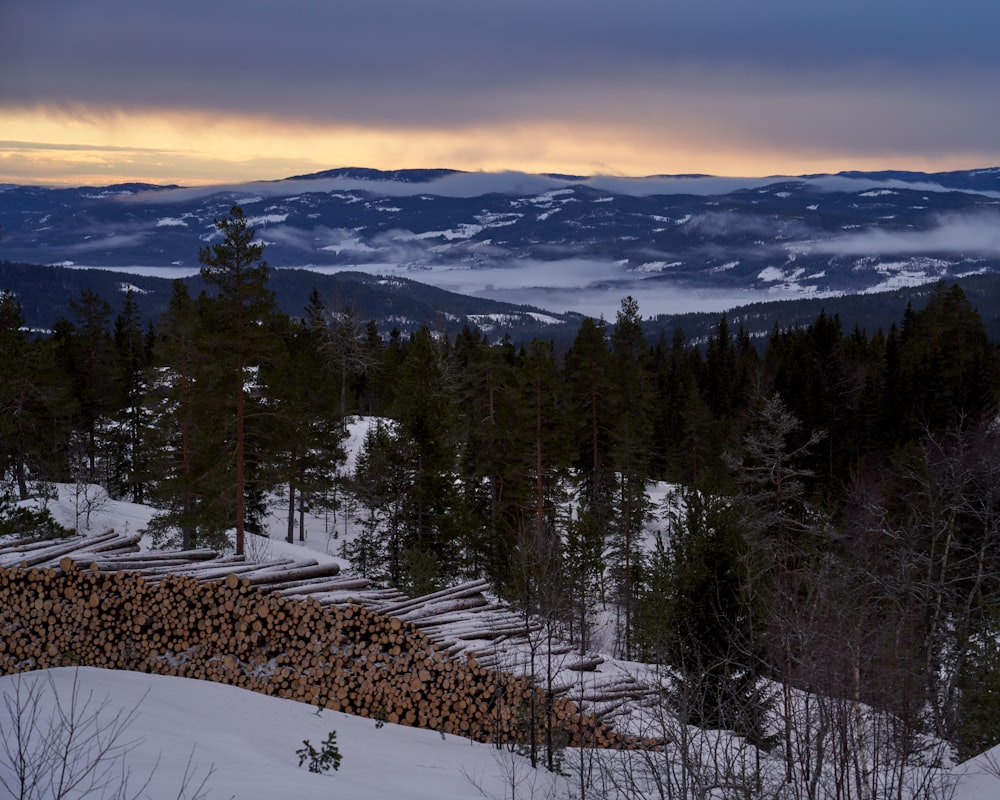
[2,166,999,341]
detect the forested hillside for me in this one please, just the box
[3,207,1000,778]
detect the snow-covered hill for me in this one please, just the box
[2,167,1000,322]
[0,667,572,800]
[5,417,1000,799]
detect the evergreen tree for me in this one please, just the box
[145,281,222,549]
[609,296,654,658]
[197,206,281,556]
[561,318,614,649]
[515,339,567,601]
[349,419,413,583]
[729,391,825,779]
[0,292,73,499]
[635,488,770,745]
[894,283,997,437]
[109,289,150,502]
[391,325,460,587]
[63,289,116,484]
[267,306,346,545]
[563,317,615,532]
[453,328,527,585]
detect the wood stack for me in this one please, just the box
[0,531,662,734]
[0,560,633,749]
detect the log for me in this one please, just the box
[0,557,633,751]
[16,531,121,568]
[378,579,492,617]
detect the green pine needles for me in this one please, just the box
[296,731,342,774]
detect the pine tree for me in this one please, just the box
[63,289,115,484]
[519,339,567,592]
[0,292,74,499]
[390,325,460,587]
[0,292,36,499]
[453,328,527,585]
[110,289,150,502]
[267,306,346,545]
[197,206,281,556]
[609,296,654,658]
[145,280,218,549]
[561,318,613,649]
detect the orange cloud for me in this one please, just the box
[1,105,993,187]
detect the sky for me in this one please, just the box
[2,1,1000,186]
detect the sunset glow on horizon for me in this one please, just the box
[3,2,1000,188]
[5,106,996,188]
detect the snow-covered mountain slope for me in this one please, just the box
[2,167,999,322]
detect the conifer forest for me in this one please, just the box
[3,207,1000,791]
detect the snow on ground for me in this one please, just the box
[30,483,157,540]
[953,747,1000,800]
[0,667,570,800]
[8,425,1000,798]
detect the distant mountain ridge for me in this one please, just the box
[4,259,999,352]
[2,166,998,289]
[1,165,999,340]
[0,260,583,341]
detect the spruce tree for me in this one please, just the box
[563,317,615,533]
[267,306,346,545]
[561,318,613,648]
[729,391,825,780]
[146,280,219,549]
[110,289,150,502]
[0,293,74,499]
[635,488,770,745]
[391,325,460,588]
[350,419,413,582]
[609,296,654,658]
[64,289,116,484]
[895,283,997,437]
[453,328,527,586]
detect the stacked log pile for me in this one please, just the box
[0,532,659,735]
[0,530,142,569]
[0,559,636,748]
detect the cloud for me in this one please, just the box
[123,170,1000,209]
[799,211,1000,257]
[5,3,1000,150]
[682,211,814,240]
[62,232,151,254]
[296,257,818,319]
[6,2,999,111]
[5,2,1000,185]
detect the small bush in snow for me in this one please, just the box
[297,731,342,774]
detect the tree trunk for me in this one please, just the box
[287,475,296,545]
[235,359,246,557]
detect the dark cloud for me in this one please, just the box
[4,1,1000,175]
[4,2,998,117]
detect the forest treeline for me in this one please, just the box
[3,207,1000,767]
